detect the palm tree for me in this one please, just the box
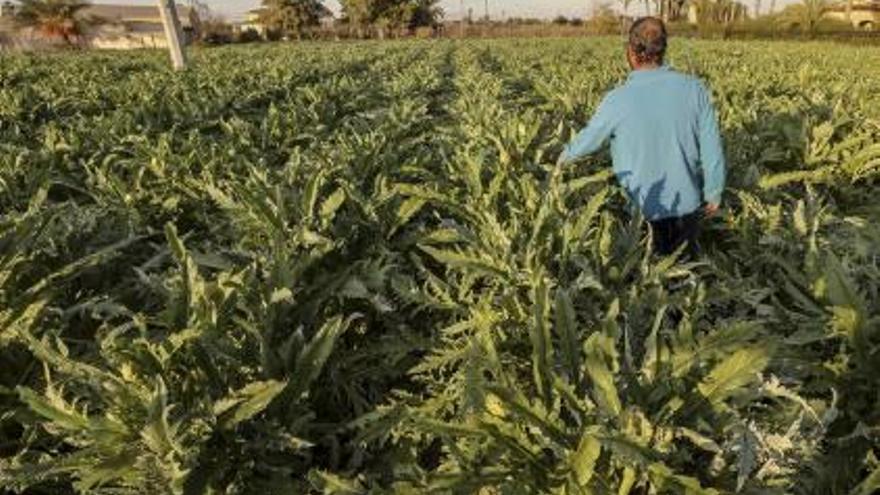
[778,0,828,36]
[15,0,90,45]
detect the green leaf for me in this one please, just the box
[21,234,145,301]
[483,384,569,447]
[648,462,721,494]
[555,288,581,386]
[670,322,763,378]
[140,376,177,458]
[759,168,833,189]
[308,470,365,495]
[735,424,761,491]
[822,251,866,311]
[389,197,426,236]
[851,465,880,495]
[618,467,637,495]
[303,170,325,221]
[287,316,352,402]
[571,431,601,487]
[17,385,90,432]
[418,244,508,279]
[320,187,346,223]
[697,346,771,405]
[215,380,288,430]
[585,333,621,417]
[529,277,554,407]
[675,428,722,454]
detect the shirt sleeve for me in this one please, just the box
[696,81,726,206]
[557,93,616,165]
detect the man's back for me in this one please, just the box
[559,16,726,255]
[559,66,725,222]
[603,66,723,220]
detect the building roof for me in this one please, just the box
[826,1,880,12]
[82,4,196,27]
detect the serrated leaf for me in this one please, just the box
[287,316,352,402]
[418,244,508,278]
[648,462,721,494]
[389,197,426,236]
[585,334,620,417]
[17,386,90,432]
[851,465,880,495]
[216,380,288,430]
[571,431,601,486]
[697,346,771,405]
[529,277,553,406]
[308,470,364,494]
[555,288,581,384]
[320,187,346,222]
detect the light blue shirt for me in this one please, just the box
[559,66,726,220]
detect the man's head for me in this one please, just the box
[627,17,668,69]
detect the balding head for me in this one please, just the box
[628,17,668,67]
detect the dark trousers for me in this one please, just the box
[649,211,701,258]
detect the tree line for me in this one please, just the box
[3,0,872,47]
[258,0,443,39]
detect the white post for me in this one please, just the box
[157,0,187,71]
[460,0,465,37]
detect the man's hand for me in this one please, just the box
[703,203,720,217]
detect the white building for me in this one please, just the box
[82,4,200,49]
[235,8,267,37]
[0,3,201,50]
[824,0,879,30]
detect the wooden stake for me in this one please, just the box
[157,0,187,71]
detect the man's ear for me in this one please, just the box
[626,46,636,69]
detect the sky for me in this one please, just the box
[91,0,800,22]
[91,1,633,21]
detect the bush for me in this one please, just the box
[585,4,620,35]
[201,29,233,45]
[235,28,263,43]
[553,15,571,25]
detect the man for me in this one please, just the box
[558,17,726,257]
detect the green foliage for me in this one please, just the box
[1,39,879,495]
[260,0,331,39]
[340,0,442,36]
[776,0,831,36]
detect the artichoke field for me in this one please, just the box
[0,39,879,494]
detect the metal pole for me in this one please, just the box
[157,0,187,70]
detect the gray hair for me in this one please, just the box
[629,17,668,65]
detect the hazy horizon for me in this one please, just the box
[82,0,799,22]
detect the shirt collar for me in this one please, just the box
[627,65,671,80]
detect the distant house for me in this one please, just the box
[82,4,201,49]
[0,1,15,18]
[233,7,336,39]
[0,1,18,46]
[824,0,879,30]
[235,8,267,37]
